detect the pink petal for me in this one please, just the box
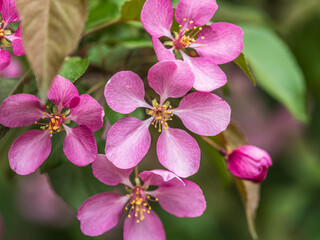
[0,0,20,27]
[5,25,25,56]
[67,94,104,132]
[0,49,11,71]
[227,145,272,183]
[0,57,22,78]
[175,0,217,29]
[148,60,194,103]
[181,52,226,92]
[92,154,133,187]
[141,0,173,38]
[139,169,185,188]
[0,94,45,127]
[123,210,165,240]
[9,130,51,175]
[78,193,129,237]
[151,179,206,217]
[47,75,80,111]
[157,128,200,178]
[106,117,152,169]
[174,92,231,136]
[105,71,149,114]
[63,125,97,166]
[196,22,244,64]
[152,37,175,61]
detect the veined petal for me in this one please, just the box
[78,193,129,237]
[151,179,206,217]
[5,25,25,56]
[175,0,217,29]
[141,0,173,38]
[175,92,231,136]
[105,71,149,114]
[152,37,175,61]
[123,210,165,240]
[47,75,80,111]
[67,94,104,132]
[106,117,152,169]
[9,130,51,175]
[92,154,133,187]
[148,60,194,103]
[196,22,244,64]
[0,49,11,71]
[0,94,45,127]
[157,128,200,178]
[0,0,20,27]
[181,52,226,92]
[63,125,97,166]
[139,169,184,188]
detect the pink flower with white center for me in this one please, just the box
[0,75,104,175]
[78,154,206,239]
[141,0,243,92]
[227,145,272,183]
[104,60,231,178]
[0,0,25,72]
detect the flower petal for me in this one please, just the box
[181,52,226,92]
[105,71,149,114]
[63,125,97,166]
[175,0,217,29]
[151,179,206,217]
[0,0,20,27]
[0,94,45,127]
[0,49,11,71]
[157,128,200,178]
[47,75,80,111]
[141,0,173,38]
[1,57,22,78]
[139,169,184,188]
[148,60,194,103]
[174,92,231,136]
[5,25,25,56]
[92,154,133,187]
[123,210,165,240]
[67,94,104,132]
[78,193,129,237]
[196,22,244,64]
[152,37,175,61]
[106,117,152,169]
[9,130,51,175]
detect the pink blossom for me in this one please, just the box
[77,154,206,238]
[227,145,272,183]
[141,0,243,92]
[0,0,25,72]
[104,60,231,178]
[0,57,22,78]
[0,75,104,175]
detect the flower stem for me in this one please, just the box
[134,166,141,187]
[82,19,121,38]
[9,68,32,96]
[200,136,228,156]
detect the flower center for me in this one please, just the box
[146,99,174,132]
[0,21,5,38]
[35,105,70,137]
[125,187,158,223]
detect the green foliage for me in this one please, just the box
[120,0,146,21]
[59,57,90,82]
[234,53,256,86]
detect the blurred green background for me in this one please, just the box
[0,0,320,239]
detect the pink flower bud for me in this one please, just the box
[227,145,272,183]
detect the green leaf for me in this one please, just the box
[234,53,256,86]
[59,57,90,82]
[16,0,88,101]
[120,0,146,21]
[241,25,309,123]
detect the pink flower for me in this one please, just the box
[0,0,25,72]
[141,0,243,92]
[0,75,104,175]
[0,57,22,78]
[104,60,231,178]
[77,154,206,238]
[227,145,272,183]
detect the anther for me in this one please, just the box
[189,20,194,24]
[183,18,187,21]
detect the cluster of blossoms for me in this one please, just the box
[0,0,272,238]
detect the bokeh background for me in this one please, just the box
[0,0,319,239]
